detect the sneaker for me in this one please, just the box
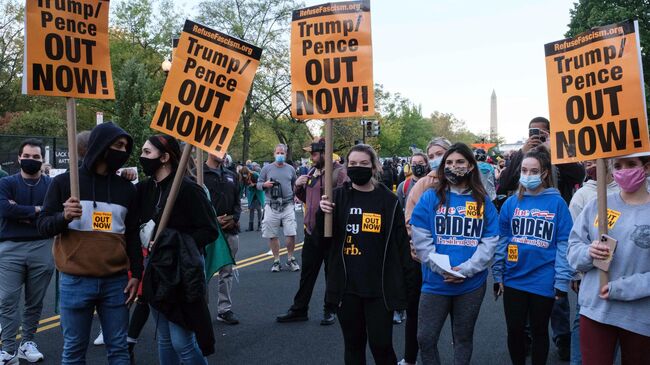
[320,311,336,326]
[276,310,308,323]
[217,311,240,325]
[0,351,18,365]
[287,258,300,272]
[18,341,44,362]
[93,330,104,346]
[392,311,403,324]
[271,260,281,272]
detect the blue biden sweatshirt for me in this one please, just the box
[411,187,499,296]
[492,188,574,298]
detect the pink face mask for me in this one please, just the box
[613,167,647,192]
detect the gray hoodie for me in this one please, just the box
[567,192,650,336]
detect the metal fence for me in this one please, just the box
[0,135,68,175]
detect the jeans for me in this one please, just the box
[0,239,54,353]
[571,301,582,365]
[551,296,571,346]
[59,273,130,365]
[153,309,207,365]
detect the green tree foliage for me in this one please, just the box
[566,0,650,119]
[113,59,154,166]
[196,0,301,162]
[2,109,66,137]
[0,0,25,113]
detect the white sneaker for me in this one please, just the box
[18,341,43,362]
[0,351,18,365]
[287,258,300,272]
[93,330,104,346]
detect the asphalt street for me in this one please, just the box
[13,204,581,364]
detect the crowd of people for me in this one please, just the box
[0,116,649,365]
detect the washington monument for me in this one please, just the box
[490,90,497,140]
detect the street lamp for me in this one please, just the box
[161,59,172,74]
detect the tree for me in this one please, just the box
[0,0,24,113]
[566,0,650,120]
[196,0,300,162]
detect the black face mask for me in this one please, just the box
[412,164,428,178]
[139,156,163,176]
[444,167,470,185]
[20,159,42,175]
[104,149,130,172]
[347,166,373,186]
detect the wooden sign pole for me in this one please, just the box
[596,158,609,288]
[66,98,80,199]
[153,143,193,244]
[324,119,334,238]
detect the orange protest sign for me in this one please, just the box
[23,0,114,99]
[291,1,374,120]
[545,20,650,164]
[150,20,262,157]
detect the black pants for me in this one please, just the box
[503,286,555,365]
[403,262,421,363]
[338,294,396,365]
[290,232,335,314]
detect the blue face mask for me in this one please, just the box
[519,174,542,190]
[429,157,442,171]
[275,154,286,163]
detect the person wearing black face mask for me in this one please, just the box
[277,138,347,326]
[135,134,218,363]
[394,151,428,365]
[397,153,429,213]
[316,144,418,365]
[37,122,143,364]
[0,139,54,364]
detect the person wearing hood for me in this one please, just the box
[492,146,574,365]
[0,139,54,364]
[567,152,650,365]
[37,122,142,364]
[411,142,499,365]
[137,134,218,364]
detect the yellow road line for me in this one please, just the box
[29,243,305,335]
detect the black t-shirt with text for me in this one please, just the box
[343,190,386,298]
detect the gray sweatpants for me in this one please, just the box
[417,283,486,365]
[0,239,54,353]
[217,233,239,314]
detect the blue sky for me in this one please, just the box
[176,0,574,143]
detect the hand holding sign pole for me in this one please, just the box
[23,0,115,200]
[150,20,262,243]
[291,1,374,237]
[545,20,650,290]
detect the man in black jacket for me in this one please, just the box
[204,152,241,325]
[497,116,583,360]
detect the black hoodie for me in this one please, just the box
[37,122,143,278]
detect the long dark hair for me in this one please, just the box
[436,143,487,212]
[518,146,554,199]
